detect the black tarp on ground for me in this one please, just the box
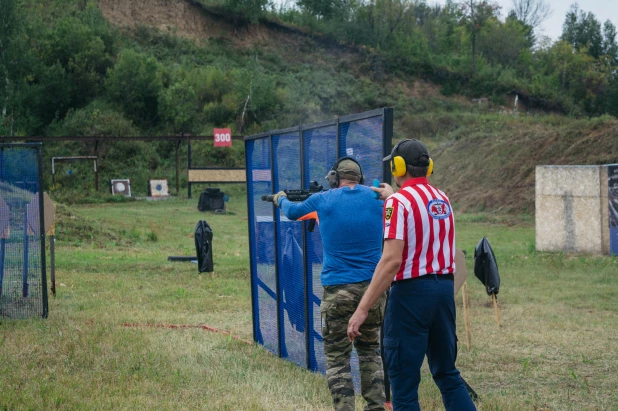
[194,220,214,273]
[474,236,500,295]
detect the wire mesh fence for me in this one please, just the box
[0,144,47,319]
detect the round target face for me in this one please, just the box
[111,179,131,196]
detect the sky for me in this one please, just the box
[433,0,618,42]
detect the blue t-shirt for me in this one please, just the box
[280,185,383,286]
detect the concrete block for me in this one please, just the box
[536,165,606,254]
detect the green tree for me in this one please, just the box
[602,20,618,65]
[47,100,138,137]
[105,49,162,125]
[225,0,269,22]
[233,65,281,132]
[44,17,113,108]
[460,0,500,74]
[297,0,351,20]
[0,0,19,134]
[562,4,604,59]
[158,81,198,134]
[477,14,533,68]
[535,40,611,113]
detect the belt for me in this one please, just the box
[392,274,454,284]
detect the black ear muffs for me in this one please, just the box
[327,156,365,188]
[326,169,339,189]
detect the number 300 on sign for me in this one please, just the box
[214,128,232,147]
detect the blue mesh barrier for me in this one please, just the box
[340,117,384,184]
[273,131,306,367]
[0,144,47,319]
[247,137,278,355]
[303,125,337,372]
[246,109,392,385]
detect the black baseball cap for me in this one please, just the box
[383,139,430,167]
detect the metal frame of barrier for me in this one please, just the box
[245,108,393,373]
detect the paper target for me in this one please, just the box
[149,179,169,197]
[111,179,131,197]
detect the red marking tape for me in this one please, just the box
[122,323,254,345]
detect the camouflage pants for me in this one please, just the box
[321,281,387,411]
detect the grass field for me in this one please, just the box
[1,187,617,410]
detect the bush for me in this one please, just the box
[105,49,163,125]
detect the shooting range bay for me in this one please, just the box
[1,184,616,409]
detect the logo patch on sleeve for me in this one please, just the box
[427,199,451,220]
[385,207,394,220]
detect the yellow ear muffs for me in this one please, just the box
[426,158,434,177]
[391,155,407,177]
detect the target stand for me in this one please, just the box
[52,156,98,191]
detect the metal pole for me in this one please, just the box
[0,238,5,301]
[270,134,283,358]
[176,140,180,196]
[245,139,259,344]
[299,126,312,370]
[382,108,394,186]
[336,118,341,158]
[22,210,29,298]
[37,145,48,316]
[187,135,192,199]
[50,236,56,297]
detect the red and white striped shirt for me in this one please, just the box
[383,177,455,281]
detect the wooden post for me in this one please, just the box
[462,281,472,350]
[492,293,501,327]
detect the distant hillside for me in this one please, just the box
[96,0,618,214]
[431,115,618,214]
[3,0,617,213]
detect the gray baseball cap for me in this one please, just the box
[336,159,362,176]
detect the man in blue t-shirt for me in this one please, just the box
[273,157,387,411]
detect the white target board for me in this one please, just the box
[149,179,169,197]
[111,179,131,197]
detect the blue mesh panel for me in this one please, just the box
[303,126,337,372]
[339,117,384,184]
[304,126,338,185]
[248,110,390,383]
[273,132,306,368]
[0,145,46,319]
[247,137,278,355]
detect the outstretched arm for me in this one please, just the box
[280,194,320,220]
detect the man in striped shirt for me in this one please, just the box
[347,139,476,410]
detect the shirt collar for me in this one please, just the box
[399,177,429,190]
